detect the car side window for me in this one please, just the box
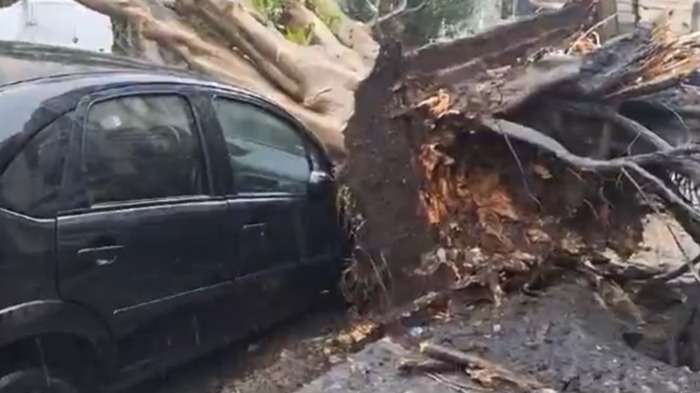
[84,95,206,205]
[214,98,310,194]
[0,113,70,217]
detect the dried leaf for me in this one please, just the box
[532,163,553,179]
[471,172,519,221]
[349,321,380,343]
[526,228,551,243]
[475,189,519,221]
[560,231,585,255]
[467,368,499,387]
[332,321,382,352]
[418,88,452,117]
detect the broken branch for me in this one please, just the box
[419,342,548,391]
[398,358,461,374]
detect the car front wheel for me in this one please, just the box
[0,369,79,393]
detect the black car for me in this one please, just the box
[0,42,343,393]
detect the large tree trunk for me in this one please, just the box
[70,0,380,159]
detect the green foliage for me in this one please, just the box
[285,24,314,46]
[306,0,344,34]
[251,0,285,22]
[340,0,502,46]
[249,0,341,44]
[338,0,375,22]
[402,0,475,45]
[402,0,506,47]
[320,13,341,33]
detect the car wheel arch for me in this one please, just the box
[0,300,115,383]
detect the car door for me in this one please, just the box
[210,95,317,330]
[299,142,343,287]
[56,89,232,368]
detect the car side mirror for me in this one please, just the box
[308,170,333,196]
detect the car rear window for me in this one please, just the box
[0,113,70,217]
[0,79,91,148]
[83,94,207,205]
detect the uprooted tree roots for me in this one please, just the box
[340,0,700,324]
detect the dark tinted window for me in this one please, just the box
[0,114,70,216]
[214,98,310,194]
[84,95,205,205]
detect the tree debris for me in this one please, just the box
[397,358,460,374]
[342,0,700,312]
[419,342,553,392]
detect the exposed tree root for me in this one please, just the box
[340,1,700,310]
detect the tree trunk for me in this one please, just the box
[68,0,380,159]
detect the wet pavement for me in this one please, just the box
[128,307,350,393]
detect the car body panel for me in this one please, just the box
[0,42,342,392]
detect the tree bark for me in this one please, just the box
[71,0,379,159]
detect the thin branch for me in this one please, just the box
[621,168,697,285]
[480,118,700,223]
[425,373,488,393]
[607,75,686,101]
[420,342,547,391]
[567,12,618,55]
[372,0,426,26]
[501,132,542,209]
[364,0,378,14]
[553,100,672,150]
[650,253,700,284]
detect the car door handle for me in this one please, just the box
[77,245,125,267]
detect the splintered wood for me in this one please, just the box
[404,1,700,303]
[414,342,554,392]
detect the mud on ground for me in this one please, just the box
[128,306,351,393]
[298,281,700,393]
[296,215,700,393]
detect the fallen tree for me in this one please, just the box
[16,0,700,321]
[339,0,700,311]
[41,0,386,158]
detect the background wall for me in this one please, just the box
[618,0,697,33]
[0,0,112,52]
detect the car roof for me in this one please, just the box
[0,40,190,86]
[0,42,330,173]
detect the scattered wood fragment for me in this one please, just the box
[397,358,461,374]
[647,253,700,285]
[419,342,552,392]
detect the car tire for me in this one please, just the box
[0,369,79,393]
